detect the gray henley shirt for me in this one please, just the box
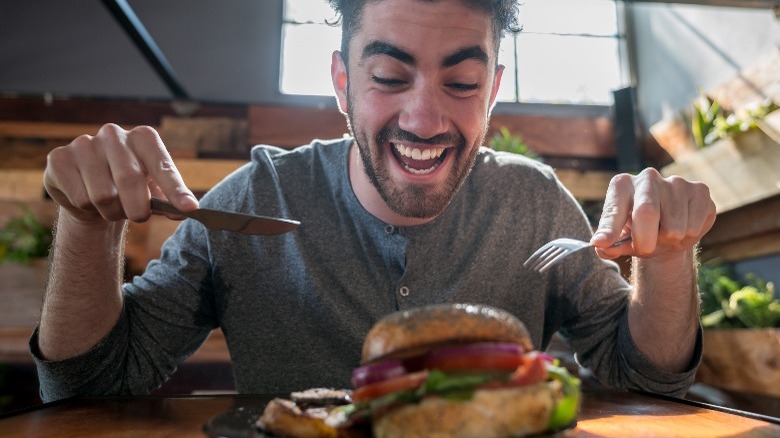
[31,138,701,401]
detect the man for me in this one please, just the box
[34,0,715,401]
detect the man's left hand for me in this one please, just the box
[590,168,716,260]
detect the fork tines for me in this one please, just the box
[523,237,594,273]
[523,244,570,273]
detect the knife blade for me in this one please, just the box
[150,198,300,235]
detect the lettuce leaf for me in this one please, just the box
[546,363,581,430]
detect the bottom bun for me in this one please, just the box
[373,381,561,438]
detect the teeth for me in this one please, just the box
[394,144,445,160]
[406,163,440,175]
[393,143,445,175]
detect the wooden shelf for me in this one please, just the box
[700,193,780,262]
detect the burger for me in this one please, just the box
[257,303,580,438]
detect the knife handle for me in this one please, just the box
[150,198,189,218]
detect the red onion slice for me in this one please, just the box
[351,359,406,388]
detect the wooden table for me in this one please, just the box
[1,390,778,438]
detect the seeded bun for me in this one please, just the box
[361,303,534,364]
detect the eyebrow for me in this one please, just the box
[361,41,415,65]
[360,41,489,68]
[442,45,489,68]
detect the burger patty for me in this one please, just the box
[291,388,353,409]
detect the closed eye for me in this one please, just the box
[372,75,406,87]
[447,83,479,92]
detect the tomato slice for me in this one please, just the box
[507,354,548,386]
[422,351,525,372]
[351,370,429,402]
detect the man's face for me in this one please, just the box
[332,0,503,221]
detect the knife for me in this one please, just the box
[150,198,300,235]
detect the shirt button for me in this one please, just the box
[385,225,395,234]
[399,286,410,297]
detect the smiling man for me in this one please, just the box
[34,0,715,403]
[335,0,503,225]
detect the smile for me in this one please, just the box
[392,143,447,175]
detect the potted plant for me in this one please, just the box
[0,206,52,266]
[487,126,538,159]
[695,263,780,396]
[658,93,780,213]
[0,205,53,327]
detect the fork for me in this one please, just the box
[524,234,632,273]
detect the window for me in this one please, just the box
[280,0,341,96]
[281,0,624,106]
[498,0,623,105]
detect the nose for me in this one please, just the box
[397,83,448,140]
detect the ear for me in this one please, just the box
[488,64,505,109]
[331,50,349,114]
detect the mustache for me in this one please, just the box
[376,126,465,147]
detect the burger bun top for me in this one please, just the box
[361,303,533,364]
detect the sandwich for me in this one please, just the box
[257,303,580,438]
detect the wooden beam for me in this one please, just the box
[0,159,248,202]
[702,193,780,245]
[176,159,247,192]
[0,121,106,140]
[700,193,780,262]
[0,169,46,200]
[0,96,247,126]
[248,105,349,148]
[489,113,617,158]
[556,169,613,201]
[701,229,780,263]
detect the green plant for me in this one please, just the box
[688,92,778,148]
[488,126,537,159]
[698,263,779,329]
[0,205,52,265]
[689,93,722,148]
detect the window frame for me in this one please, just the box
[277,0,633,117]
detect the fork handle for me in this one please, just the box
[610,235,632,247]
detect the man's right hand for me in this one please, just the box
[44,123,199,226]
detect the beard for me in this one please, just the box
[346,98,484,219]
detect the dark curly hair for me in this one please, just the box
[326,0,520,62]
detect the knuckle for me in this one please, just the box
[665,174,687,187]
[692,181,712,199]
[640,167,662,179]
[46,145,71,167]
[71,193,94,211]
[66,135,99,156]
[71,133,96,147]
[687,223,703,238]
[97,122,125,137]
[113,166,146,190]
[661,226,686,242]
[128,125,160,141]
[633,201,659,221]
[90,189,119,207]
[609,173,633,189]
